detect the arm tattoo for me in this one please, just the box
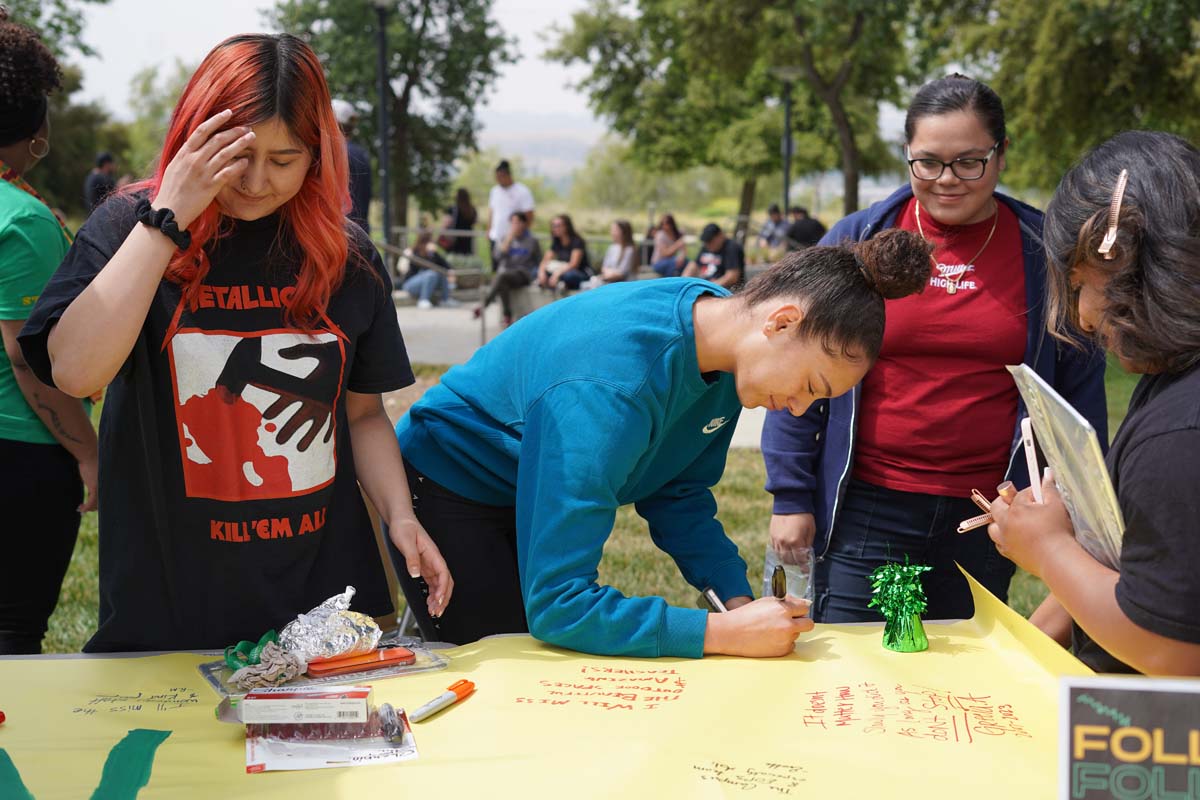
[35,396,85,446]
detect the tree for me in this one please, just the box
[267,0,516,240]
[123,61,194,179]
[943,0,1200,192]
[2,0,109,58]
[28,66,127,218]
[568,136,770,219]
[547,0,901,229]
[547,1,778,238]
[667,0,916,216]
[5,0,129,219]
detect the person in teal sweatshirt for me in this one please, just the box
[393,228,932,658]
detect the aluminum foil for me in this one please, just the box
[278,586,382,662]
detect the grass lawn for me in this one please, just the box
[40,354,1140,653]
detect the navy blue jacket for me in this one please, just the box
[761,185,1109,558]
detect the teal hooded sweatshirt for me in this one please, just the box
[395,278,751,658]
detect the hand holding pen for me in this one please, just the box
[700,568,811,657]
[958,417,1045,534]
[984,469,1077,579]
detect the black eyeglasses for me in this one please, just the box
[907,142,1001,181]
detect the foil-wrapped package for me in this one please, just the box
[279,586,382,663]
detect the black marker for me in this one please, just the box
[771,565,787,600]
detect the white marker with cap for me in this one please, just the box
[409,679,475,723]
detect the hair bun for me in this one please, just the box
[853,228,933,299]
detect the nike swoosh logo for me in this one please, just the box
[702,417,729,434]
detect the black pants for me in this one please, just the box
[390,461,526,644]
[0,438,83,654]
[813,477,1015,623]
[484,270,532,317]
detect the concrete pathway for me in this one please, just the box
[395,301,765,449]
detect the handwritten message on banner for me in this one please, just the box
[516,665,687,711]
[72,687,203,717]
[801,682,1033,744]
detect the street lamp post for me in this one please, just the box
[371,0,392,268]
[771,66,805,215]
[782,79,793,213]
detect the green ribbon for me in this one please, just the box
[223,629,277,672]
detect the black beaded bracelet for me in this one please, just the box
[135,197,192,250]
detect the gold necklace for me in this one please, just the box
[914,200,998,295]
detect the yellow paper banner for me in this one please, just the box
[0,572,1089,798]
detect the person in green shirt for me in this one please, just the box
[0,10,98,653]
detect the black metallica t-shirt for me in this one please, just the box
[19,193,414,652]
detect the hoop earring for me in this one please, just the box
[29,137,50,160]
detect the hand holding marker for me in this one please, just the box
[957,420,1043,533]
[701,566,786,613]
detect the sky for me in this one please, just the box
[73,0,604,178]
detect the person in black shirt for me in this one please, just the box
[537,213,591,291]
[785,206,826,250]
[18,33,452,653]
[682,223,744,288]
[440,188,477,255]
[83,152,116,214]
[987,131,1200,676]
[332,100,371,234]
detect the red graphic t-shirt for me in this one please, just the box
[851,198,1027,497]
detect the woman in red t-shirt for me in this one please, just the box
[762,74,1108,622]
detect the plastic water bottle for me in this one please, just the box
[763,542,815,602]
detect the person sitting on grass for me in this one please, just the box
[537,213,591,291]
[474,210,541,326]
[987,130,1200,676]
[392,228,933,658]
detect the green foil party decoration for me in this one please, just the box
[868,559,932,653]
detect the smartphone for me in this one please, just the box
[1020,417,1044,504]
[306,647,416,678]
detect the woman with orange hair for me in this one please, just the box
[18,34,452,652]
